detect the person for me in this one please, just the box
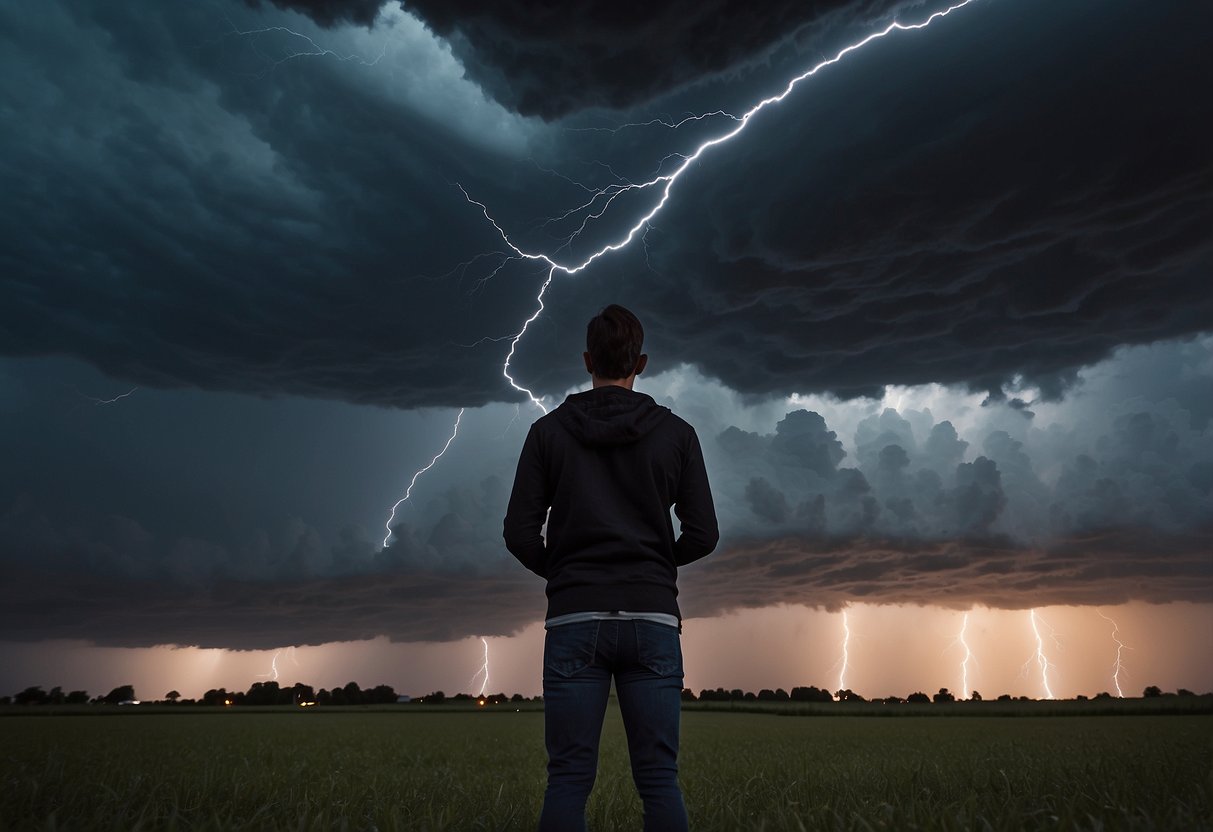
[504,303,719,832]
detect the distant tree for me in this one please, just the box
[970,690,982,702]
[244,681,282,706]
[997,694,1012,701]
[757,689,776,701]
[729,688,744,701]
[15,686,47,705]
[165,690,181,703]
[104,685,136,704]
[1177,688,1194,697]
[1093,691,1113,700]
[680,688,697,702]
[880,696,905,705]
[367,684,397,705]
[291,683,316,704]
[933,688,956,704]
[316,688,332,706]
[791,686,833,703]
[342,681,362,704]
[773,688,790,701]
[511,693,525,703]
[907,691,930,704]
[47,686,65,705]
[66,690,89,705]
[202,688,230,706]
[1143,685,1162,698]
[423,691,446,704]
[743,692,757,701]
[835,689,865,703]
[1075,694,1088,701]
[0,696,11,706]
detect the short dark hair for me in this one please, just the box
[586,304,644,380]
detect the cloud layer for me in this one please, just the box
[2,339,1208,648]
[0,0,1209,411]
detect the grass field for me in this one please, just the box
[2,707,1210,831]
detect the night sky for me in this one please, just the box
[2,0,1210,700]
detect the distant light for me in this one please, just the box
[299,701,316,707]
[224,699,233,706]
[478,699,486,707]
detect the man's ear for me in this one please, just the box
[583,351,594,375]
[634,354,648,376]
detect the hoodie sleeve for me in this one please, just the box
[673,428,720,567]
[503,423,550,578]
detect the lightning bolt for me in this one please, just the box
[459,0,984,427]
[469,637,491,698]
[220,14,386,77]
[948,611,973,700]
[257,646,300,683]
[1096,608,1129,698]
[382,408,465,548]
[1026,609,1057,700]
[78,387,138,405]
[838,609,851,695]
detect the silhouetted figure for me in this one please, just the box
[505,304,719,832]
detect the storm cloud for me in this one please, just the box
[1,339,1208,648]
[0,0,1209,411]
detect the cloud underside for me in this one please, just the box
[252,0,915,118]
[2,527,1208,649]
[0,0,1208,408]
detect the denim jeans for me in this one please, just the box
[538,618,688,832]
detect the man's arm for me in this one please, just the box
[503,423,550,578]
[673,429,719,567]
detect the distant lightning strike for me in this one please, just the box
[258,646,299,682]
[382,408,465,547]
[838,610,851,694]
[1027,609,1057,699]
[1096,609,1129,698]
[470,637,491,697]
[951,611,973,699]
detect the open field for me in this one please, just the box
[2,708,1210,831]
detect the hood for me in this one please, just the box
[554,386,671,446]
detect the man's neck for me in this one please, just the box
[591,376,635,391]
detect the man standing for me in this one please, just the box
[504,304,719,832]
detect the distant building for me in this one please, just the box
[396,695,411,703]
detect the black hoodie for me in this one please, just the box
[503,385,719,621]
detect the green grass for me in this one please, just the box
[1,709,1210,831]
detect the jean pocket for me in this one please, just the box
[635,620,683,678]
[543,621,600,678]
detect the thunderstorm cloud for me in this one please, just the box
[0,0,1210,650]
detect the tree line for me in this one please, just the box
[683,685,1202,703]
[2,681,1202,706]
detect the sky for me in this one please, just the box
[1,0,1210,701]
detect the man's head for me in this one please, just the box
[584,304,648,388]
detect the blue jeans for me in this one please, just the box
[539,618,689,832]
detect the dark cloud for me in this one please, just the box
[3,344,1209,648]
[256,0,919,119]
[1,0,1209,410]
[245,0,385,28]
[400,0,916,119]
[679,527,1213,618]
